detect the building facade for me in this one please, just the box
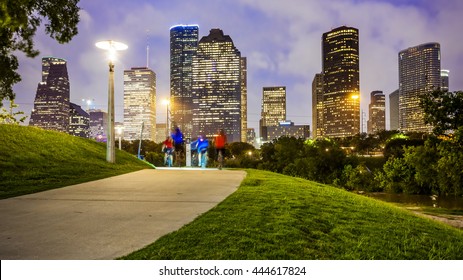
[367,91,386,134]
[170,25,199,139]
[240,57,248,142]
[322,26,360,138]
[29,57,70,133]
[89,109,107,141]
[260,86,286,141]
[441,69,449,92]
[311,73,324,138]
[399,42,441,133]
[69,102,90,138]
[246,128,256,145]
[265,121,310,142]
[123,67,156,141]
[192,28,242,142]
[389,89,399,131]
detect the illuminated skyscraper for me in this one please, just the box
[170,25,199,139]
[192,28,242,142]
[311,73,324,138]
[389,89,399,131]
[89,109,107,141]
[367,91,385,134]
[260,86,286,141]
[69,102,90,138]
[399,43,440,133]
[241,57,248,142]
[441,69,449,91]
[29,57,70,132]
[322,26,360,138]
[123,67,156,141]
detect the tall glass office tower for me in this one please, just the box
[260,86,286,141]
[170,25,199,139]
[322,26,360,138]
[192,28,242,142]
[367,91,385,134]
[312,73,324,139]
[123,67,156,141]
[240,57,248,143]
[29,57,70,133]
[399,43,440,133]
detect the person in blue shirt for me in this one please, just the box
[171,126,184,166]
[190,137,199,167]
[196,135,209,168]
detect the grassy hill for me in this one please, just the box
[0,125,152,199]
[122,169,463,260]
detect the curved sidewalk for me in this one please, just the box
[0,169,246,260]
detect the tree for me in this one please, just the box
[0,0,80,106]
[0,98,27,124]
[227,142,255,158]
[421,90,463,138]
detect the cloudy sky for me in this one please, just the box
[12,0,463,135]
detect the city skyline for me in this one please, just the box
[9,0,463,137]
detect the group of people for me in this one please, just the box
[162,127,227,169]
[161,127,184,167]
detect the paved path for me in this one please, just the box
[0,169,246,260]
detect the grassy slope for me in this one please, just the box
[0,125,151,199]
[122,169,463,260]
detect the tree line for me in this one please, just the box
[122,90,462,197]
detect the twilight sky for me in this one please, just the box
[11,0,463,136]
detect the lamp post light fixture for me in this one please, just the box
[81,98,94,112]
[162,98,170,137]
[116,125,124,150]
[96,40,128,163]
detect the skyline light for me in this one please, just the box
[9,0,463,137]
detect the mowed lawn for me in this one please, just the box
[122,169,463,260]
[0,125,151,199]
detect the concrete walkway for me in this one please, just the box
[0,169,246,260]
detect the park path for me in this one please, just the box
[0,168,246,260]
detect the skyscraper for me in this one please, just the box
[322,26,360,138]
[399,42,440,133]
[240,57,248,143]
[88,109,107,141]
[192,28,242,142]
[170,25,199,139]
[29,57,70,133]
[260,86,286,141]
[441,69,449,91]
[123,67,156,141]
[389,89,399,131]
[367,91,386,134]
[69,102,90,138]
[311,73,324,139]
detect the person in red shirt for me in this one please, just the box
[214,129,227,169]
[162,137,174,167]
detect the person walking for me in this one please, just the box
[214,129,227,169]
[171,126,184,166]
[162,136,174,167]
[196,135,209,168]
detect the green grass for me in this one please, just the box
[121,169,463,260]
[0,125,152,199]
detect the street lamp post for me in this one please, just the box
[96,40,128,163]
[162,99,170,137]
[116,125,123,150]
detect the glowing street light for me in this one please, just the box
[81,98,94,112]
[96,40,128,163]
[116,125,124,150]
